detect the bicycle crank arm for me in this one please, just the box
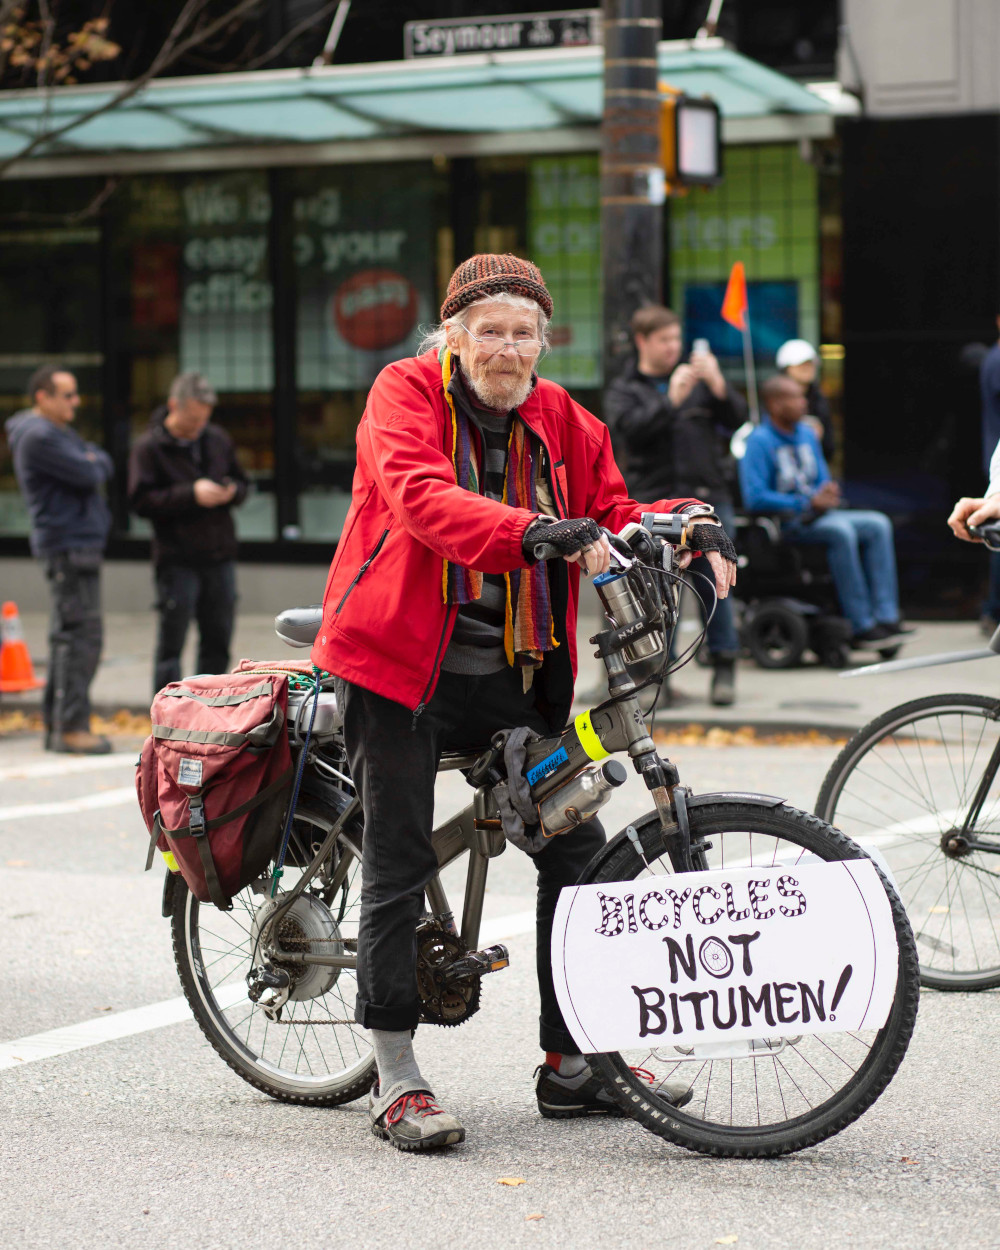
[443,943,510,986]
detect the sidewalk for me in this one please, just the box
[5,599,998,736]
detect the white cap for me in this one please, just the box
[775,339,818,369]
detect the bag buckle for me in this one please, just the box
[188,795,206,837]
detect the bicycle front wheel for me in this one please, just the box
[171,803,375,1105]
[583,800,918,1158]
[817,693,1000,990]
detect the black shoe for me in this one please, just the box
[710,658,736,707]
[878,620,916,637]
[535,1063,692,1118]
[850,626,890,648]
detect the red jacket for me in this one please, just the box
[311,350,701,715]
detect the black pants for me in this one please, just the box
[41,548,103,735]
[153,561,237,695]
[339,667,606,1053]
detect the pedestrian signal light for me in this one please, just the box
[659,87,722,189]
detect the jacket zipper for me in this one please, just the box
[521,418,563,518]
[411,604,457,731]
[335,528,389,614]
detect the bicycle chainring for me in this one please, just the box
[415,921,481,1027]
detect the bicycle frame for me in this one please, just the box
[263,523,693,969]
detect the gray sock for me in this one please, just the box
[370,1030,430,1117]
[555,1053,588,1079]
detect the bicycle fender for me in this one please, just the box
[161,867,177,918]
[687,791,786,809]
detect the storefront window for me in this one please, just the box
[110,172,276,541]
[669,143,820,362]
[528,154,602,391]
[290,162,437,541]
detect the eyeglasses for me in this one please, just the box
[456,323,542,357]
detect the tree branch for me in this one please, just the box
[241,0,339,71]
[0,0,264,178]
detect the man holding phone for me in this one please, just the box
[127,372,248,695]
[605,306,746,704]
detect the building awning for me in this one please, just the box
[0,39,834,177]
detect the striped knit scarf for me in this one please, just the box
[441,349,557,668]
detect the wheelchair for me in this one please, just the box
[728,513,902,670]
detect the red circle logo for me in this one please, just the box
[333,268,419,351]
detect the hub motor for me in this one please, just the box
[250,892,343,1002]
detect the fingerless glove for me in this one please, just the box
[688,522,738,565]
[522,516,602,560]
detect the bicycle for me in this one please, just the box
[163,513,919,1158]
[817,520,1000,992]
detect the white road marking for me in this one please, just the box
[0,787,137,823]
[0,753,137,783]
[0,909,539,1072]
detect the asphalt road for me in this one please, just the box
[2,732,999,1250]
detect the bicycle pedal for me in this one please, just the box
[443,943,510,985]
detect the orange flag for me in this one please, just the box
[721,261,748,331]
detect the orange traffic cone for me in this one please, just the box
[0,601,44,692]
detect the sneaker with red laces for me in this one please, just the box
[369,1084,465,1151]
[534,1062,693,1118]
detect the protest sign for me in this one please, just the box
[552,859,898,1055]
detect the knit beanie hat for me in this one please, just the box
[440,253,553,321]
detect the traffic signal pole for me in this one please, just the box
[601,0,663,387]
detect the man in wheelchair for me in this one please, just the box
[740,376,911,650]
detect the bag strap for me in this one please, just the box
[151,703,285,749]
[143,765,294,907]
[159,680,274,706]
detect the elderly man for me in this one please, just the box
[5,364,113,754]
[310,254,737,1151]
[128,372,248,695]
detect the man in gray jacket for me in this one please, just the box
[5,365,113,753]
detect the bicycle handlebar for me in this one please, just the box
[969,521,1000,551]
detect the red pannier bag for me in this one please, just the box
[137,672,294,909]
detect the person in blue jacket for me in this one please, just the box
[5,365,113,753]
[739,375,911,648]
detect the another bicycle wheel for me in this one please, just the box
[817,693,1000,990]
[171,802,376,1105]
[583,800,918,1158]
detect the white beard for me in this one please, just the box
[465,361,534,411]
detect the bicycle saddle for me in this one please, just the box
[275,605,323,648]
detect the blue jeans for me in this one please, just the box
[687,499,740,656]
[784,510,899,633]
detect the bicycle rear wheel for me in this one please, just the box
[171,802,375,1105]
[817,694,1000,990]
[583,800,918,1158]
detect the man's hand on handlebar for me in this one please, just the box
[522,516,612,575]
[948,495,1000,541]
[686,520,738,600]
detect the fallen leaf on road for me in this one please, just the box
[497,1177,526,1187]
[900,1157,919,1165]
[525,1213,544,1221]
[716,1237,739,1245]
